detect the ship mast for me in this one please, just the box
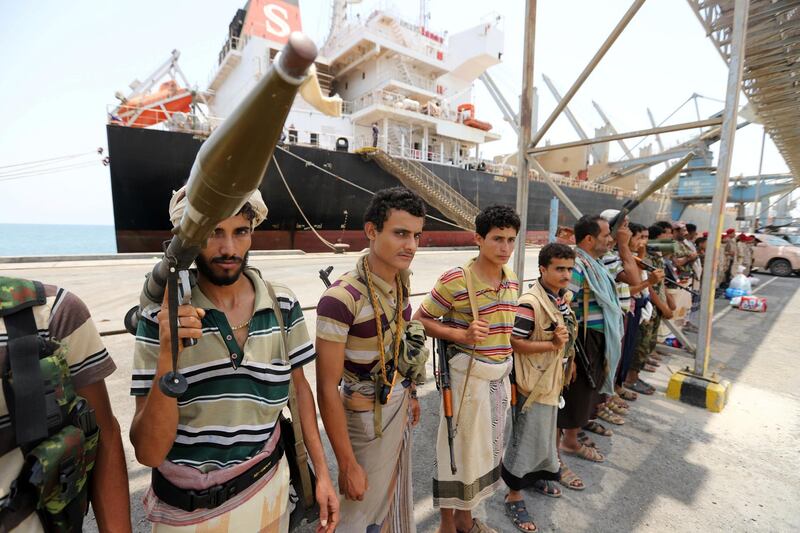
[419,0,430,29]
[327,0,349,46]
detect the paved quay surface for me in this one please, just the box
[2,251,798,532]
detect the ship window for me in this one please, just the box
[362,72,366,80]
[345,82,348,90]
[310,133,319,146]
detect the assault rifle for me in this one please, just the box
[319,266,334,288]
[573,338,597,390]
[635,256,700,298]
[433,338,458,475]
[509,359,519,442]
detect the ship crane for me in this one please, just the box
[541,74,604,164]
[111,49,202,129]
[591,100,634,160]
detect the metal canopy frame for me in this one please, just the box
[688,0,800,186]
[513,0,782,381]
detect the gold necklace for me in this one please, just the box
[363,257,404,388]
[230,317,252,331]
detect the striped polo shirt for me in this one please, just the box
[316,260,412,379]
[419,259,519,362]
[0,281,116,533]
[131,269,315,473]
[602,251,631,313]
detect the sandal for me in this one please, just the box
[597,407,625,426]
[583,420,613,437]
[642,363,658,373]
[646,358,661,367]
[462,518,497,533]
[504,500,537,532]
[577,431,597,448]
[532,479,561,498]
[560,443,605,463]
[624,380,655,395]
[607,402,629,416]
[558,460,585,490]
[611,395,630,409]
[617,388,638,401]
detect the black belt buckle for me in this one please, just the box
[189,483,235,511]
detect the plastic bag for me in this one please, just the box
[738,296,767,312]
[729,266,752,294]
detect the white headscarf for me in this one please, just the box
[167,186,268,229]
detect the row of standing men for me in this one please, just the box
[0,186,700,533]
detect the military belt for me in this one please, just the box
[151,437,284,512]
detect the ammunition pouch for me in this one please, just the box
[0,278,98,532]
[397,320,429,385]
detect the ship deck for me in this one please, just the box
[3,249,798,532]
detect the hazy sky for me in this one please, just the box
[0,0,791,225]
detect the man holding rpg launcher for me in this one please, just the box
[128,33,338,532]
[130,191,337,532]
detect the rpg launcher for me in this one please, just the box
[609,152,695,234]
[433,338,458,475]
[635,255,700,298]
[124,33,318,398]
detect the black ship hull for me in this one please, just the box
[107,125,693,252]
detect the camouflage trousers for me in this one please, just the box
[632,314,660,372]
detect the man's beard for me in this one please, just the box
[196,252,249,286]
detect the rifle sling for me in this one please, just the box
[454,266,480,432]
[264,281,315,509]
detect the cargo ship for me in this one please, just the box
[106,0,726,253]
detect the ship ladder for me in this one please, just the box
[359,148,479,231]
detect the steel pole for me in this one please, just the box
[750,128,766,232]
[513,0,536,286]
[696,0,749,377]
[548,197,559,243]
[529,0,646,149]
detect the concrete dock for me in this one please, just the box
[2,249,798,532]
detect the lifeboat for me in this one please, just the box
[457,103,493,131]
[114,80,193,128]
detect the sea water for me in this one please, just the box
[0,223,117,257]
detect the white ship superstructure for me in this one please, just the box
[205,0,504,167]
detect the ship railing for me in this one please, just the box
[351,89,457,122]
[376,68,436,93]
[217,33,248,66]
[321,8,446,61]
[106,104,220,135]
[366,5,447,55]
[351,134,649,201]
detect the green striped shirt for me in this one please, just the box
[131,269,314,472]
